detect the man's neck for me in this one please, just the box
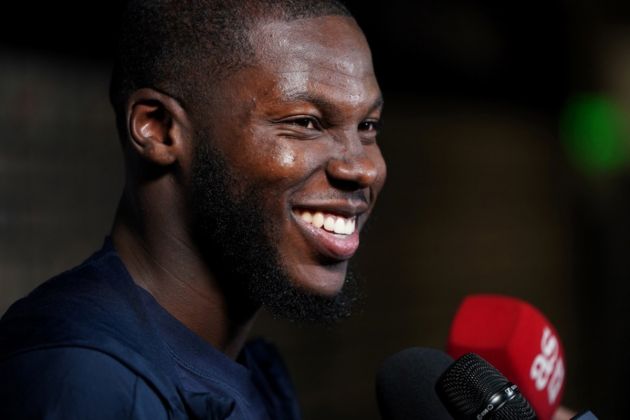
[111,202,258,359]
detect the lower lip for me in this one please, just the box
[293,214,360,260]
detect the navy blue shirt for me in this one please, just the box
[0,239,301,420]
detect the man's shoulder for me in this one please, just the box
[2,239,123,319]
[16,238,126,306]
[0,346,169,419]
[0,241,135,358]
[0,241,188,416]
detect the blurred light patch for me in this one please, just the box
[560,94,629,176]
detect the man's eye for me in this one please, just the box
[359,120,382,133]
[287,117,319,130]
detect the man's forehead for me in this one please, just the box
[250,15,374,78]
[274,71,381,110]
[239,15,378,104]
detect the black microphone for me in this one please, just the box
[436,353,537,420]
[376,347,454,419]
[376,348,537,420]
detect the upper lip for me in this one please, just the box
[291,199,369,219]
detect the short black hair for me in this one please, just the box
[109,0,352,135]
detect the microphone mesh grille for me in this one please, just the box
[436,353,537,420]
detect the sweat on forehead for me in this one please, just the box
[109,0,353,119]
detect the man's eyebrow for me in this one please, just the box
[282,92,384,114]
[367,95,385,114]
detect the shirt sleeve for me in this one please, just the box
[0,347,169,420]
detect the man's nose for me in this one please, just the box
[325,147,380,190]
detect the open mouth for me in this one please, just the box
[298,210,356,235]
[292,208,360,260]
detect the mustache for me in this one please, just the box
[297,190,370,205]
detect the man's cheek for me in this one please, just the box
[255,143,318,183]
[273,144,300,170]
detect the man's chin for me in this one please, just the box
[289,264,350,298]
[250,268,363,325]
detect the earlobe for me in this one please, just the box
[126,88,188,166]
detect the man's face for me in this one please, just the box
[189,15,386,321]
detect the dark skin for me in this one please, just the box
[112,15,386,359]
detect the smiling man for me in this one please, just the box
[0,1,385,419]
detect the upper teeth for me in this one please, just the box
[298,211,356,235]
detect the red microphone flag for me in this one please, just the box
[446,294,565,420]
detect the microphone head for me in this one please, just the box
[376,347,454,420]
[436,353,537,420]
[447,295,565,420]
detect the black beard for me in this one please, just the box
[190,139,361,325]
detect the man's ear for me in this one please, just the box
[126,88,190,166]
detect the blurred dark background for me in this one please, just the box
[3,1,630,418]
